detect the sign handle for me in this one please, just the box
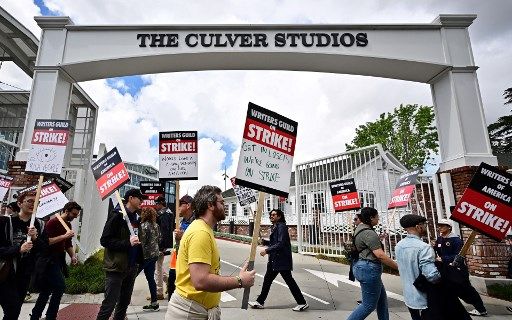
[241,191,265,309]
[175,181,180,230]
[115,190,136,236]
[452,230,478,267]
[55,213,71,232]
[27,175,44,242]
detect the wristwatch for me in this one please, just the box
[235,275,243,288]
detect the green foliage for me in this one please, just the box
[488,87,512,154]
[487,283,512,302]
[346,104,439,170]
[65,249,105,294]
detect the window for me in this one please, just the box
[224,204,229,215]
[243,207,250,216]
[266,198,271,213]
[300,195,307,214]
[313,192,325,213]
[277,199,285,212]
[231,203,237,216]
[359,191,376,208]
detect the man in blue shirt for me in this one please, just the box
[396,214,440,320]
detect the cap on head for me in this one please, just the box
[179,194,193,205]
[155,196,166,204]
[400,214,427,228]
[124,188,148,200]
[437,218,453,228]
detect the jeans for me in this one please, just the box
[256,267,306,305]
[31,262,66,320]
[347,260,389,320]
[96,265,138,320]
[140,257,158,303]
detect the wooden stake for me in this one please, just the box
[27,175,44,241]
[55,213,71,232]
[115,190,136,236]
[241,191,265,309]
[458,230,478,257]
[175,181,180,229]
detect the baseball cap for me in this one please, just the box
[155,196,166,204]
[437,218,453,228]
[179,194,193,205]
[400,214,427,228]
[124,188,148,200]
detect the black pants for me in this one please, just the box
[167,268,176,301]
[0,275,21,320]
[256,268,306,305]
[454,280,486,313]
[408,308,427,320]
[96,265,138,320]
[31,262,66,320]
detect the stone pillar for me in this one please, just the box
[442,166,510,278]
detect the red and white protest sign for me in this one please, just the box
[91,148,130,200]
[235,102,298,198]
[159,131,198,180]
[26,119,70,176]
[329,178,361,212]
[450,162,512,241]
[230,177,257,207]
[140,181,165,208]
[0,174,13,201]
[18,181,69,219]
[387,169,420,209]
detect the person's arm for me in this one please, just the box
[189,262,254,291]
[419,246,441,283]
[372,248,398,269]
[363,231,398,269]
[100,213,131,250]
[66,245,78,265]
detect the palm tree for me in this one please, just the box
[488,87,512,154]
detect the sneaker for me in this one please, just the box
[468,309,487,316]
[248,301,264,309]
[142,303,160,312]
[292,304,309,312]
[356,300,362,305]
[506,306,512,313]
[24,294,32,302]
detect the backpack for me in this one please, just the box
[348,227,371,261]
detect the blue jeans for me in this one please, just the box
[347,260,389,320]
[139,257,158,303]
[31,261,66,320]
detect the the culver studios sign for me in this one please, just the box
[137,32,368,48]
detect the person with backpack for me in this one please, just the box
[154,196,174,300]
[0,191,48,319]
[347,207,398,320]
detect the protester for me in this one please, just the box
[249,208,308,311]
[154,196,174,300]
[167,194,195,301]
[434,219,487,317]
[96,188,144,320]
[165,185,256,320]
[5,201,19,216]
[395,214,440,320]
[30,201,81,320]
[0,191,48,319]
[347,207,398,320]
[353,213,361,227]
[138,206,161,312]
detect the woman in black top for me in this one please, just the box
[249,209,308,312]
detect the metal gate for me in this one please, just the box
[295,144,444,258]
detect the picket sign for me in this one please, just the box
[169,181,180,270]
[114,190,136,237]
[241,191,265,309]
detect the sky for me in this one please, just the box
[0,0,511,194]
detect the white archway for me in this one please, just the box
[17,14,497,173]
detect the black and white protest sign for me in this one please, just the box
[91,148,130,200]
[387,169,420,209]
[329,178,361,212]
[26,119,70,176]
[0,174,13,200]
[235,102,298,198]
[450,162,512,241]
[230,177,257,207]
[18,180,69,219]
[140,181,165,207]
[159,131,198,180]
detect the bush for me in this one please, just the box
[65,249,105,294]
[487,283,512,302]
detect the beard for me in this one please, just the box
[212,205,226,222]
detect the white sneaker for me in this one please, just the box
[468,309,488,317]
[292,304,309,312]
[248,301,264,309]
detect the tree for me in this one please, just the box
[487,87,512,154]
[345,104,438,170]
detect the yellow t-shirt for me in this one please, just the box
[175,218,221,309]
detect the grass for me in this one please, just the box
[65,249,105,294]
[487,283,512,302]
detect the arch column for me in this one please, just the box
[16,17,74,162]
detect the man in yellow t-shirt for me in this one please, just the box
[165,185,255,320]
